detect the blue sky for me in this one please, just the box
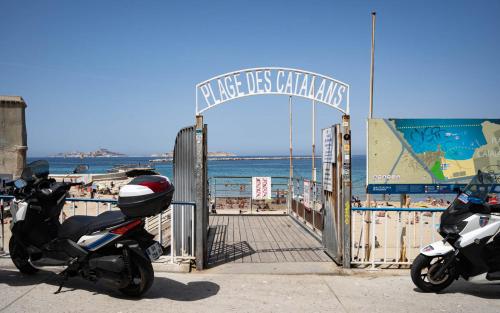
[1,0,499,156]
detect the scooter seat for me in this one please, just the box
[59,211,127,242]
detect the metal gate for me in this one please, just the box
[321,116,351,267]
[172,118,208,269]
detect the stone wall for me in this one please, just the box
[0,96,27,183]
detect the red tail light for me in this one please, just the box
[111,219,142,235]
[138,180,169,193]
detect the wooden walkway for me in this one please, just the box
[207,215,331,267]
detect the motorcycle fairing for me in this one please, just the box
[420,240,454,257]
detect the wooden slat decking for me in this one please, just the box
[207,215,331,267]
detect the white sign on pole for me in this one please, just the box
[303,179,311,208]
[323,163,333,192]
[322,126,336,192]
[252,177,272,200]
[322,127,335,164]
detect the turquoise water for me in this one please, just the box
[27,156,367,198]
[394,119,500,160]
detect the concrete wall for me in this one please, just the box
[0,96,27,183]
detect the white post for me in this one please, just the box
[312,100,316,182]
[159,211,163,246]
[371,211,376,269]
[171,205,175,264]
[0,198,4,252]
[432,213,436,242]
[384,212,388,263]
[419,212,423,248]
[352,208,356,257]
[361,211,366,261]
[396,212,400,262]
[191,205,195,257]
[181,206,185,255]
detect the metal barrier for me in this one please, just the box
[209,176,289,213]
[0,195,195,263]
[351,207,446,267]
[289,177,323,236]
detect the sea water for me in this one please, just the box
[27,156,367,198]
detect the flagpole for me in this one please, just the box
[288,96,293,215]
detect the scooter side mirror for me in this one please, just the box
[14,179,27,189]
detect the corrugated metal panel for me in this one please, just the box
[322,124,342,264]
[172,126,196,256]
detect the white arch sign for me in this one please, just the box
[196,67,350,115]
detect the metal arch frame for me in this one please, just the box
[195,67,350,115]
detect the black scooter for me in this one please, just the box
[7,160,174,297]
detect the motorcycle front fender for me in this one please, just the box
[420,240,455,257]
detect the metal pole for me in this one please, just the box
[1,199,4,252]
[365,11,377,262]
[369,11,376,119]
[312,100,316,182]
[342,115,352,268]
[194,114,207,269]
[288,96,293,215]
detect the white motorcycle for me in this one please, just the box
[411,171,500,292]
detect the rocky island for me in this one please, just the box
[53,148,126,158]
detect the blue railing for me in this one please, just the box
[0,195,194,207]
[353,207,446,213]
[0,195,196,261]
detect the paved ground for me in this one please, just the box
[1,263,500,313]
[208,215,329,266]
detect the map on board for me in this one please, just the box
[367,119,500,194]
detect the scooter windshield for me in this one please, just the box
[448,172,498,214]
[21,160,50,181]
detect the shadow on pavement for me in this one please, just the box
[413,279,500,299]
[0,269,220,301]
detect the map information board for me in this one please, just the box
[367,119,500,194]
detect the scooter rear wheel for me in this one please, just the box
[411,254,454,292]
[9,236,38,275]
[118,254,154,297]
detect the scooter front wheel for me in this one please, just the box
[9,236,38,275]
[411,254,455,292]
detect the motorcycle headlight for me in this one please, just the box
[422,245,434,252]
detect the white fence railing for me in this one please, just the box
[351,207,446,267]
[0,195,195,264]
